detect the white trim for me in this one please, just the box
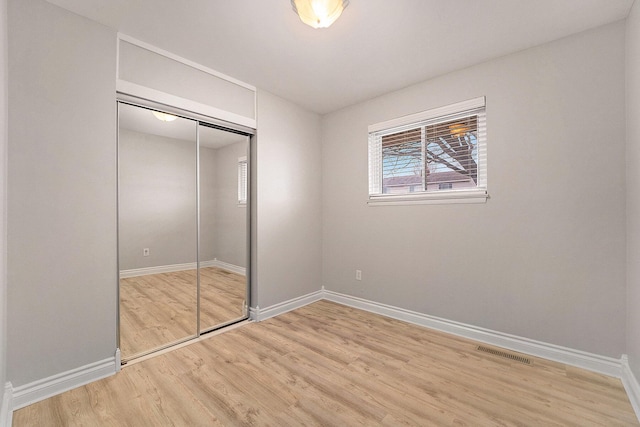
[125,320,250,367]
[115,348,121,373]
[368,189,488,206]
[367,97,487,205]
[12,357,117,410]
[116,80,256,130]
[368,96,486,133]
[250,290,324,322]
[0,382,12,427]
[120,260,246,278]
[249,288,626,378]
[119,262,197,278]
[622,355,640,421]
[322,290,623,378]
[201,259,247,276]
[117,34,256,92]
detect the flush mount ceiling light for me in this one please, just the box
[291,0,349,29]
[151,111,178,122]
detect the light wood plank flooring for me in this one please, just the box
[119,267,246,358]
[14,300,639,426]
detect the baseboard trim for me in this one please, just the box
[622,355,640,421]
[119,262,196,278]
[120,259,246,278]
[11,357,117,410]
[250,290,324,322]
[0,382,13,427]
[322,290,623,378]
[201,259,246,276]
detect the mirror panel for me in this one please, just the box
[199,124,249,332]
[118,102,198,359]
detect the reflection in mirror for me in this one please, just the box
[118,102,198,360]
[199,124,249,332]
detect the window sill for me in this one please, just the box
[368,189,488,206]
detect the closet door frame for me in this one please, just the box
[116,94,254,363]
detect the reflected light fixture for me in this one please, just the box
[449,123,470,137]
[291,0,349,29]
[152,111,178,122]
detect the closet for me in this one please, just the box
[117,101,251,361]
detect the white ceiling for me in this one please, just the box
[47,0,634,114]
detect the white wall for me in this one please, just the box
[254,91,322,309]
[119,131,248,271]
[0,0,8,414]
[7,0,117,387]
[199,146,218,262]
[627,0,640,380]
[118,129,197,270]
[210,141,247,268]
[322,22,627,357]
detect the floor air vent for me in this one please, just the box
[476,346,532,365]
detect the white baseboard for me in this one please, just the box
[120,259,246,278]
[119,262,196,278]
[250,290,324,322]
[201,259,246,276]
[0,382,12,427]
[322,289,623,378]
[11,356,117,410]
[622,355,640,421]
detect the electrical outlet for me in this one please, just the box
[356,270,362,281]
[143,248,150,257]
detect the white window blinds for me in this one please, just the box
[238,157,248,205]
[368,97,486,201]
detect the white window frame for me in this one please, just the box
[238,156,248,206]
[368,97,487,206]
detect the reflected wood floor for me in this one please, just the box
[119,267,246,358]
[14,301,639,426]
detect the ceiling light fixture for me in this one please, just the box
[152,111,178,122]
[291,0,349,29]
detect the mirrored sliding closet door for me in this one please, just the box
[117,102,251,361]
[198,124,249,333]
[117,102,199,359]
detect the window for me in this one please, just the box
[368,97,487,205]
[238,156,247,205]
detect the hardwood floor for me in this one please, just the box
[119,267,246,359]
[14,300,639,426]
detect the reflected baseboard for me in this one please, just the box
[120,259,246,278]
[201,259,246,276]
